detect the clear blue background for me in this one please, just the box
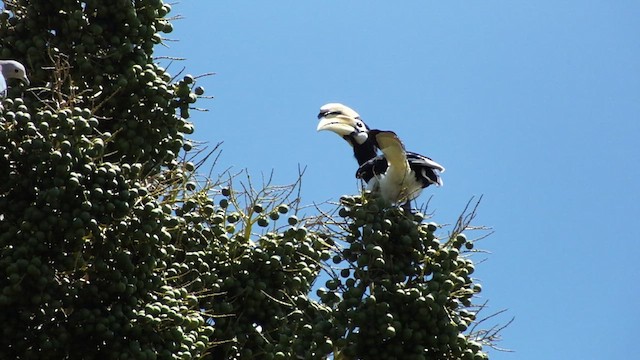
[158,2,639,359]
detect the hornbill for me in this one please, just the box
[317,103,445,211]
[0,60,29,96]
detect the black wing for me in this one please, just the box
[406,152,445,187]
[355,155,388,183]
[356,151,444,188]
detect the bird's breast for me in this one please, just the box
[375,165,423,204]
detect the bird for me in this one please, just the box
[0,60,29,97]
[317,103,444,211]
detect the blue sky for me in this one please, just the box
[158,2,639,359]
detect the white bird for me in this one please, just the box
[0,60,29,96]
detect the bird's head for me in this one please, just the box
[0,60,29,86]
[317,103,369,145]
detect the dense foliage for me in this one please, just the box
[0,1,494,359]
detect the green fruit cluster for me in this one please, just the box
[0,0,212,359]
[0,0,199,172]
[0,97,189,358]
[159,186,334,359]
[322,194,487,360]
[0,90,215,359]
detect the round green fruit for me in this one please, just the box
[257,217,269,227]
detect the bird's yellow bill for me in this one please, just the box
[316,116,357,136]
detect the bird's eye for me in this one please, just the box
[355,121,363,128]
[13,69,19,74]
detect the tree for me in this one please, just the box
[0,1,501,359]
